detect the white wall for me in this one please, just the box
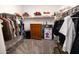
[0,5,23,14]
[22,5,64,16]
[22,5,63,31]
[23,18,55,31]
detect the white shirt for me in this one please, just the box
[59,16,76,54]
[0,20,6,54]
[16,18,20,24]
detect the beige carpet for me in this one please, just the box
[8,39,57,54]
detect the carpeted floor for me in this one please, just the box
[7,39,58,54]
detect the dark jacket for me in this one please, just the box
[53,20,65,46]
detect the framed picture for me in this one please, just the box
[44,28,52,40]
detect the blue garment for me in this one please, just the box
[20,19,24,34]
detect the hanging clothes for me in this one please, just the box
[16,17,24,36]
[16,17,21,35]
[16,17,21,24]
[59,16,76,54]
[53,20,65,46]
[10,20,16,37]
[20,18,24,35]
[13,18,19,36]
[7,18,14,39]
[0,19,6,53]
[71,20,79,53]
[71,12,79,54]
[1,18,13,41]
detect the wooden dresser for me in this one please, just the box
[30,24,42,39]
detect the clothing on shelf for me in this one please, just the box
[59,16,76,54]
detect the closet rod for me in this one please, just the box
[72,17,79,18]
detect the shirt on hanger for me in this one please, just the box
[59,16,76,54]
[0,19,6,54]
